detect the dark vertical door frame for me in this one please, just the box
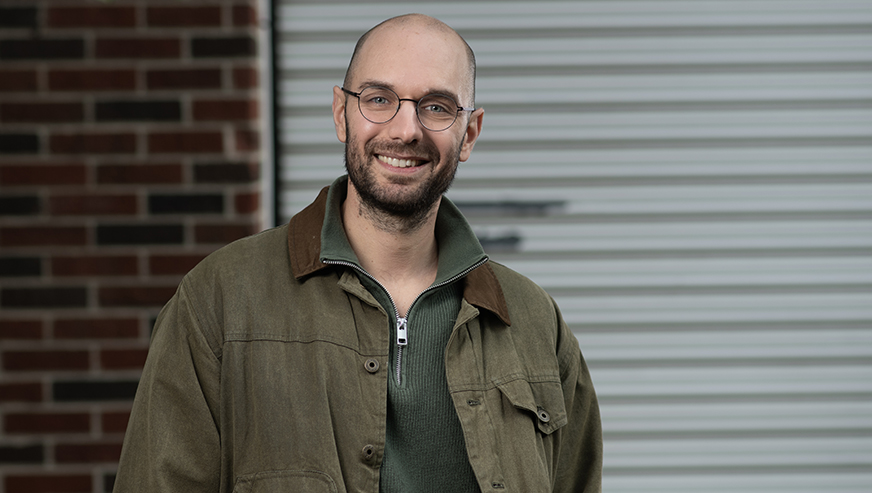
[270,0,282,227]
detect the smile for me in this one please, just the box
[378,154,422,168]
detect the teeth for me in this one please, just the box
[379,155,418,168]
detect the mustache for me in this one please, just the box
[364,139,440,162]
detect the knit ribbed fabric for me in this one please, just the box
[361,279,480,493]
[318,177,487,492]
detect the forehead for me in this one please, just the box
[350,23,470,99]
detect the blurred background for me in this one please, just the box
[1,1,871,492]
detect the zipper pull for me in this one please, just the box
[396,317,408,346]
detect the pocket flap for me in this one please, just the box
[497,378,568,435]
[233,470,337,493]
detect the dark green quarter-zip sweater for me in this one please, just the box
[319,177,487,492]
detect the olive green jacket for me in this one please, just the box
[114,184,602,493]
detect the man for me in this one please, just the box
[114,14,602,493]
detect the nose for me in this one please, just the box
[386,99,424,143]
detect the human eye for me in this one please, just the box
[362,88,396,107]
[424,103,448,113]
[420,96,455,115]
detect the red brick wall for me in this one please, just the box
[0,1,266,491]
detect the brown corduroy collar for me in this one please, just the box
[287,185,511,326]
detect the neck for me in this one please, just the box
[342,182,440,315]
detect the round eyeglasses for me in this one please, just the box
[342,86,474,132]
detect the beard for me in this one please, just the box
[344,126,463,232]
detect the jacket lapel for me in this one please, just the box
[288,185,330,279]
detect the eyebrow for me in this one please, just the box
[355,79,463,105]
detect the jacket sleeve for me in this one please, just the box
[552,300,603,493]
[113,277,222,492]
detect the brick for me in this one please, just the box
[97,224,184,245]
[0,133,39,154]
[96,100,181,122]
[233,5,258,27]
[53,380,139,402]
[0,445,43,465]
[97,163,183,184]
[235,129,259,151]
[99,286,177,308]
[54,318,139,339]
[192,36,256,58]
[0,70,37,91]
[1,287,88,309]
[102,411,131,433]
[149,193,224,214]
[0,257,42,277]
[101,348,148,369]
[6,474,90,493]
[50,194,138,215]
[0,39,84,60]
[193,99,258,121]
[233,66,258,89]
[1,163,87,185]
[196,223,257,244]
[0,7,37,28]
[147,6,222,27]
[48,6,136,28]
[52,255,138,276]
[3,350,89,371]
[0,319,42,338]
[195,162,258,183]
[51,132,136,154]
[56,442,123,464]
[0,226,87,247]
[150,254,207,275]
[0,382,42,402]
[0,257,41,277]
[49,69,136,91]
[96,38,180,59]
[148,131,223,154]
[0,196,40,215]
[5,412,90,434]
[1,102,83,123]
[146,68,222,89]
[236,191,260,214]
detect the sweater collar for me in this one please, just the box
[287,176,511,325]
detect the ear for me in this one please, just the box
[458,107,484,162]
[332,85,348,143]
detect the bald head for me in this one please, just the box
[343,14,477,106]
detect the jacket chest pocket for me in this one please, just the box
[233,470,338,493]
[497,378,568,435]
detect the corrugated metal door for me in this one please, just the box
[273,1,872,491]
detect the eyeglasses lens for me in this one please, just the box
[357,87,458,131]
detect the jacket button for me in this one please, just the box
[361,444,376,462]
[364,358,379,373]
[536,406,551,423]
